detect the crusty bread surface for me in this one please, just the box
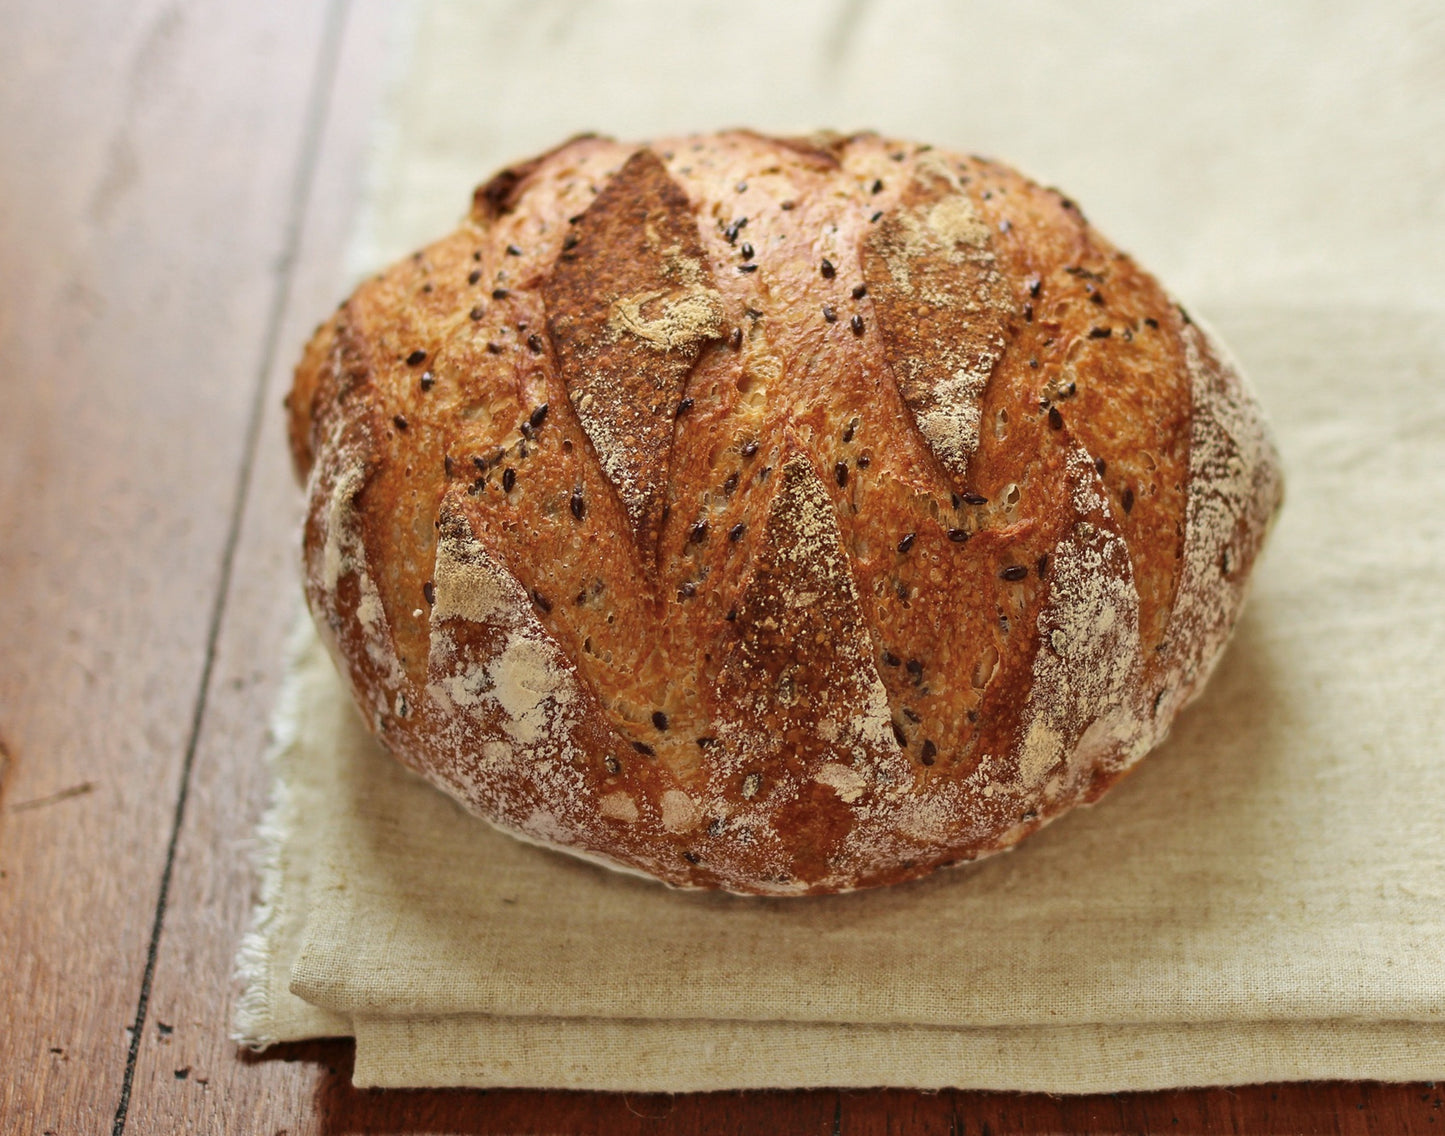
[288,131,1283,895]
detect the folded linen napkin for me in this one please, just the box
[234,0,1445,1090]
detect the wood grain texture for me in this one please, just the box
[0,2,341,1132]
[2,1,1440,1132]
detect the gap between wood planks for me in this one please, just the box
[110,2,350,1132]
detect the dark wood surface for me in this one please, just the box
[0,2,1438,1132]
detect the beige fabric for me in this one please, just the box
[235,0,1445,1090]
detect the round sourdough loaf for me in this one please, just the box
[287,131,1283,895]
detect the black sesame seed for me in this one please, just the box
[1001,564,1029,581]
[468,269,482,285]
[420,371,435,391]
[423,581,435,606]
[530,403,549,428]
[740,440,759,457]
[683,850,701,864]
[697,736,717,749]
[870,211,883,223]
[903,707,921,723]
[906,658,923,677]
[1095,457,1107,475]
[920,740,937,765]
[1178,304,1193,325]
[842,420,856,443]
[895,580,909,600]
[1089,326,1112,339]
[891,721,907,748]
[527,334,544,354]
[857,455,871,469]
[852,284,867,300]
[604,755,621,774]
[1023,303,1034,323]
[823,305,837,323]
[1048,406,1064,430]
[1037,553,1050,577]
[1145,316,1160,329]
[570,487,586,521]
[506,244,523,256]
[835,461,848,487]
[472,455,487,471]
[470,306,485,321]
[740,241,754,260]
[820,258,836,279]
[652,710,669,731]
[678,582,697,598]
[676,397,694,417]
[1026,274,1042,297]
[444,454,455,477]
[725,607,738,622]
[568,213,584,224]
[485,341,502,354]
[531,589,552,612]
[562,233,580,251]
[723,471,739,495]
[897,532,916,553]
[502,467,516,492]
[962,492,988,505]
[689,520,708,544]
[883,650,901,667]
[1122,487,1135,514]
[730,327,743,350]
[632,741,655,756]
[871,178,883,194]
[724,218,747,243]
[406,349,427,366]
[393,414,408,431]
[947,528,970,543]
[492,288,510,300]
[738,263,758,273]
[729,522,745,541]
[780,200,795,210]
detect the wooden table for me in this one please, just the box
[1,3,1438,1132]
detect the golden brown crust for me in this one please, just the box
[290,131,1283,894]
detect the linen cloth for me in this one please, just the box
[235,0,1445,1090]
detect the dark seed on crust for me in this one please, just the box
[850,314,864,336]
[723,471,739,495]
[1026,274,1042,296]
[1095,457,1107,475]
[823,305,837,322]
[492,288,510,300]
[1000,564,1029,581]
[604,754,621,774]
[852,283,867,299]
[725,607,738,622]
[468,269,482,285]
[857,455,871,469]
[676,397,694,417]
[502,467,516,492]
[678,582,697,598]
[897,532,916,553]
[470,306,485,321]
[1048,406,1064,430]
[570,487,586,521]
[729,522,745,542]
[689,520,708,543]
[906,658,923,678]
[947,528,970,543]
[740,241,754,260]
[1037,553,1050,577]
[652,710,669,731]
[820,258,836,279]
[683,851,701,864]
[423,581,435,606]
[697,736,717,749]
[393,414,408,431]
[891,720,907,748]
[506,244,523,256]
[1089,326,1112,339]
[529,402,549,428]
[920,739,937,765]
[419,371,435,391]
[531,589,552,612]
[405,350,427,366]
[527,333,544,354]
[962,492,988,505]
[740,439,759,457]
[835,461,848,487]
[882,650,901,667]
[632,741,655,756]
[485,340,502,353]
[730,327,743,350]
[738,263,758,273]
[1122,487,1135,514]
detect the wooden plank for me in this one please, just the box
[0,1,338,1132]
[120,2,394,1131]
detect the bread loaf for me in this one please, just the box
[288,130,1283,895]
